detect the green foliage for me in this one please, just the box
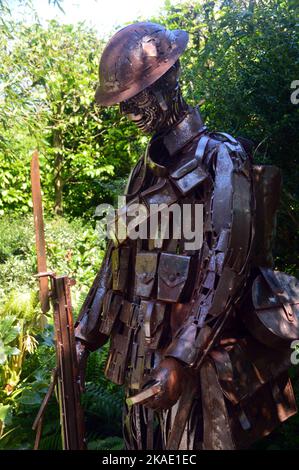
[82,381,123,436]
[85,345,120,392]
[0,214,122,449]
[0,215,33,263]
[0,216,36,299]
[0,17,145,217]
[0,324,57,449]
[0,0,298,451]
[0,343,124,450]
[43,216,106,297]
[88,436,124,451]
[0,214,106,307]
[0,288,41,439]
[84,347,124,447]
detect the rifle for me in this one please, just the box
[30,151,86,450]
[32,272,86,450]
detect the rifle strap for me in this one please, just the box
[32,368,58,449]
[34,415,44,450]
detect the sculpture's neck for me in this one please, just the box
[147,106,206,175]
[153,85,189,136]
[162,106,206,156]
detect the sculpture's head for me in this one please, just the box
[95,22,189,134]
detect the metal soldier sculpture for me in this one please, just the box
[75,22,299,450]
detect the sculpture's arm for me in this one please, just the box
[74,242,113,351]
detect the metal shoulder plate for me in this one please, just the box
[125,155,146,198]
[208,131,247,156]
[169,134,211,196]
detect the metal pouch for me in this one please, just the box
[209,337,297,449]
[210,338,291,405]
[139,300,166,348]
[242,268,299,349]
[104,324,133,385]
[119,299,139,329]
[99,290,123,336]
[104,299,139,385]
[157,252,191,303]
[230,372,296,449]
[170,158,208,195]
[135,252,159,298]
[111,245,130,293]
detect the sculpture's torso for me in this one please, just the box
[96,108,254,449]
[75,107,297,450]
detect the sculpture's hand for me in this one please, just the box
[140,357,185,410]
[75,339,90,393]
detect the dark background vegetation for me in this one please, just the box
[0,0,298,450]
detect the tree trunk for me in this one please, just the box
[53,129,64,216]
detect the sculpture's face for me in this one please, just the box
[119,61,185,135]
[119,87,162,134]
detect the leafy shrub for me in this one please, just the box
[0,342,123,450]
[0,214,105,307]
[0,0,298,451]
[0,288,42,440]
[0,214,120,449]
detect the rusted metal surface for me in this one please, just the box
[52,274,86,449]
[252,165,282,267]
[75,242,113,350]
[242,268,299,349]
[200,359,235,450]
[74,22,298,450]
[30,150,49,318]
[95,23,188,107]
[32,368,58,449]
[34,273,86,450]
[126,383,162,406]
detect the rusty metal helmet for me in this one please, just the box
[95,22,189,106]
